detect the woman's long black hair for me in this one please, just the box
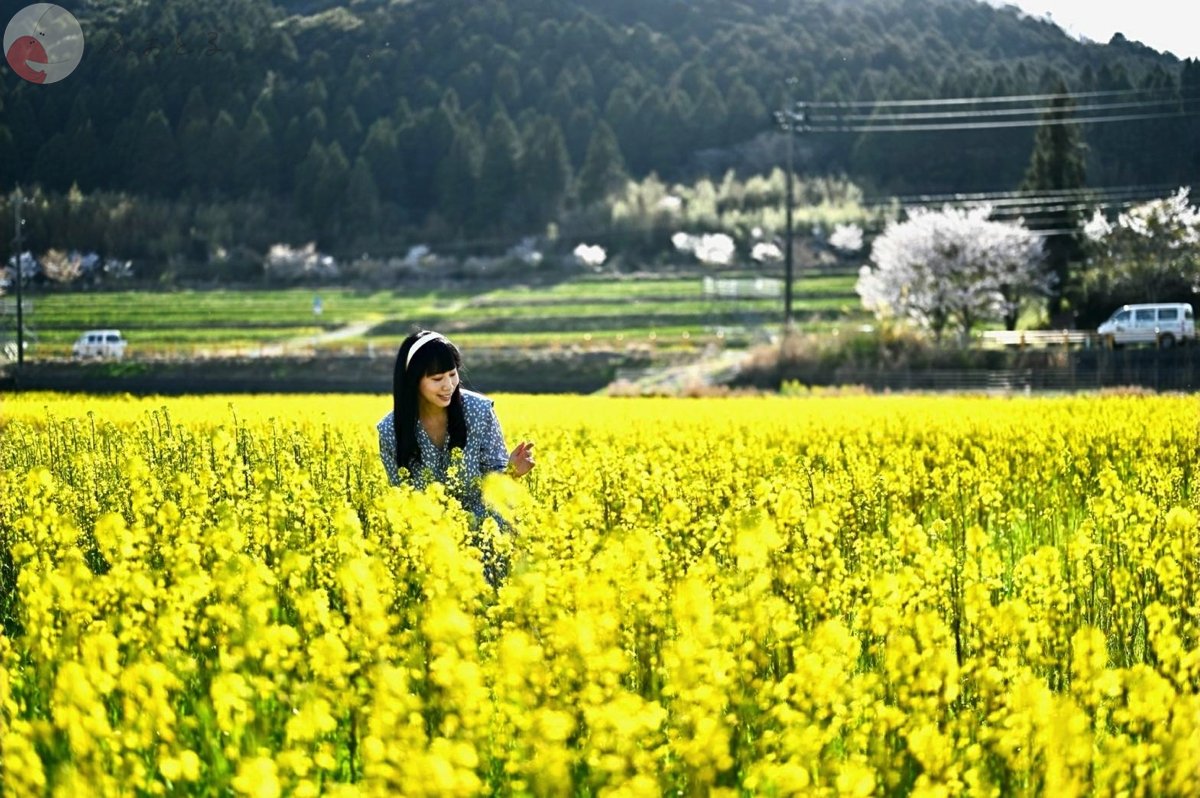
[393,330,468,472]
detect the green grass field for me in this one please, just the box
[7,271,867,358]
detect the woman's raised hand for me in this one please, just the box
[507,441,535,477]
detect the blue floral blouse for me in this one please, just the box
[377,388,510,518]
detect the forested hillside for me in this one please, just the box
[1,0,1196,262]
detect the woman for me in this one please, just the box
[377,329,534,584]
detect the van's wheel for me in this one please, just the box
[1159,334,1176,350]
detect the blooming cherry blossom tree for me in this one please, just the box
[263,243,340,282]
[41,249,83,284]
[1082,188,1200,300]
[573,243,607,267]
[751,242,782,263]
[672,232,736,266]
[857,206,1047,340]
[829,223,864,254]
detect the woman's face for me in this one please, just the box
[417,368,459,410]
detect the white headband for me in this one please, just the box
[405,331,446,370]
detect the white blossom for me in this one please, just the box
[829,223,864,253]
[507,237,543,265]
[751,242,783,262]
[1083,209,1113,242]
[697,234,736,265]
[857,205,1047,339]
[1084,187,1200,296]
[1115,188,1200,247]
[403,244,432,266]
[2,253,42,296]
[41,249,82,284]
[78,252,101,275]
[673,232,736,265]
[264,242,340,281]
[573,243,607,267]
[102,258,133,279]
[6,252,39,280]
[656,195,683,213]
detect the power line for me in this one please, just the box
[878,183,1182,204]
[878,192,1176,213]
[881,197,1164,214]
[867,193,1168,210]
[786,85,1200,133]
[830,96,1200,123]
[864,191,1173,223]
[800,110,1194,133]
[988,200,1148,217]
[801,86,1190,108]
[406,190,1183,250]
[1028,228,1089,237]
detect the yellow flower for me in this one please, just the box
[836,760,876,798]
[286,697,338,743]
[4,392,1200,798]
[232,756,281,798]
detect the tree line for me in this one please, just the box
[0,0,1197,264]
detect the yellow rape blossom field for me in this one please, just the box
[1,392,1198,797]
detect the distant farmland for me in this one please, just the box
[10,271,867,359]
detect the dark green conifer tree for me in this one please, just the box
[577,121,628,206]
[475,107,522,230]
[520,116,572,225]
[1021,79,1087,316]
[436,120,483,232]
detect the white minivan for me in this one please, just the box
[72,329,127,359]
[1097,303,1195,349]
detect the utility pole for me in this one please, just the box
[785,101,794,330]
[12,186,24,368]
[776,78,803,333]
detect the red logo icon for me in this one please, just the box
[4,4,84,84]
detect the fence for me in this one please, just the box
[0,299,34,315]
[778,348,1200,393]
[979,330,1097,349]
[702,276,784,299]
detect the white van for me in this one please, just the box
[1097,303,1195,349]
[72,329,127,359]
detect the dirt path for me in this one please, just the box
[195,321,378,358]
[608,346,755,393]
[306,320,376,345]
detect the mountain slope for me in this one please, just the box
[1,0,1194,251]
